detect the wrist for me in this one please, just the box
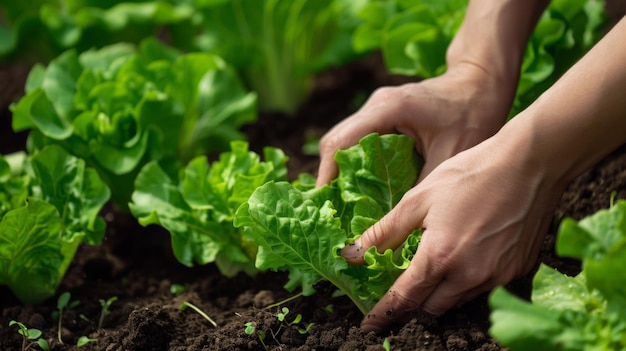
[446,38,522,91]
[441,63,514,128]
[473,117,569,214]
[492,110,582,191]
[445,0,549,94]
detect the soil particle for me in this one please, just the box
[121,304,174,351]
[252,290,276,308]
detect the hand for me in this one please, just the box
[316,63,515,187]
[340,125,568,332]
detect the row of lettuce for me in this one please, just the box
[3,131,626,350]
[1,0,623,349]
[1,0,606,115]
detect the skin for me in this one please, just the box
[316,0,549,186]
[317,0,626,333]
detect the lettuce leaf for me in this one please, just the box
[489,201,626,350]
[129,141,288,276]
[11,38,257,207]
[0,199,64,304]
[234,133,423,313]
[0,146,110,304]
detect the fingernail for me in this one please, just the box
[341,240,362,260]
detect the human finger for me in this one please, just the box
[340,191,425,264]
[359,237,446,332]
[316,118,393,186]
[316,87,417,187]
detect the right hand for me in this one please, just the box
[316,63,516,186]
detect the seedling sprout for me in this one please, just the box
[54,292,80,345]
[98,296,118,329]
[9,320,50,351]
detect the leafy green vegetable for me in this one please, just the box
[234,133,423,313]
[2,0,367,115]
[352,0,464,78]
[0,146,110,303]
[0,0,195,61]
[11,37,257,207]
[129,141,288,276]
[489,200,626,350]
[192,0,367,114]
[352,0,607,117]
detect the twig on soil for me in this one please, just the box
[179,301,218,327]
[264,292,303,309]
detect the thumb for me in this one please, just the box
[341,191,426,264]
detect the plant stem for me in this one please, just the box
[179,301,217,327]
[264,292,303,309]
[57,310,63,345]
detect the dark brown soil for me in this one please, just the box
[2,5,626,350]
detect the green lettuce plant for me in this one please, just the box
[0,146,109,304]
[129,141,288,276]
[489,200,626,350]
[0,0,195,61]
[192,0,367,114]
[352,0,606,117]
[234,133,423,313]
[352,0,465,78]
[11,37,257,207]
[2,0,368,115]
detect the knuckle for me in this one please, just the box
[369,87,406,109]
[363,220,387,248]
[423,243,457,271]
[421,302,448,317]
[363,213,402,250]
[371,86,396,99]
[385,288,421,312]
[463,269,493,287]
[318,133,342,156]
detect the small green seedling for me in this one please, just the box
[244,322,268,350]
[9,320,50,351]
[77,336,97,347]
[54,292,80,345]
[276,307,300,326]
[170,283,188,295]
[98,296,118,329]
[179,301,217,327]
[382,337,391,351]
[276,307,313,334]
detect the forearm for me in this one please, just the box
[447,0,549,87]
[503,17,626,185]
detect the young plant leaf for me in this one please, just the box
[0,147,109,303]
[235,133,423,313]
[130,141,288,276]
[0,199,63,303]
[489,200,626,350]
[11,38,257,207]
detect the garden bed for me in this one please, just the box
[1,3,626,348]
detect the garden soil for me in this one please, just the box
[2,5,626,349]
